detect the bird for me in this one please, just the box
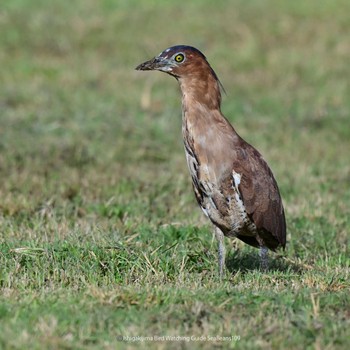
[136,45,286,277]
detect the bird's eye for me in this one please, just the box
[174,54,184,63]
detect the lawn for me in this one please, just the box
[0,0,349,348]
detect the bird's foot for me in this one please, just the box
[259,246,269,271]
[215,228,226,279]
[218,249,225,280]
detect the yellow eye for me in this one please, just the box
[175,54,184,62]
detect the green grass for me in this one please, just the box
[0,0,349,348]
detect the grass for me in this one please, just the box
[0,0,349,348]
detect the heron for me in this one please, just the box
[136,45,286,277]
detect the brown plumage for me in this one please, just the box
[136,45,286,276]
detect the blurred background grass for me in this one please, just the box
[0,0,349,348]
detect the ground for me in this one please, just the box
[0,0,349,349]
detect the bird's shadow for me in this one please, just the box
[225,249,302,274]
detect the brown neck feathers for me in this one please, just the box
[178,61,222,111]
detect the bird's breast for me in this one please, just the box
[182,108,236,186]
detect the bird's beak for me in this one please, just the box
[135,57,172,72]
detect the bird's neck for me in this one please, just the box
[179,74,239,183]
[179,72,239,154]
[178,72,222,112]
[179,72,230,134]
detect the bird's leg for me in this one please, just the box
[259,246,269,271]
[214,227,226,279]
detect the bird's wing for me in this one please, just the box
[232,140,286,248]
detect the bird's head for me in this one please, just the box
[136,45,225,109]
[136,45,209,78]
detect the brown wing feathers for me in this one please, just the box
[235,140,286,249]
